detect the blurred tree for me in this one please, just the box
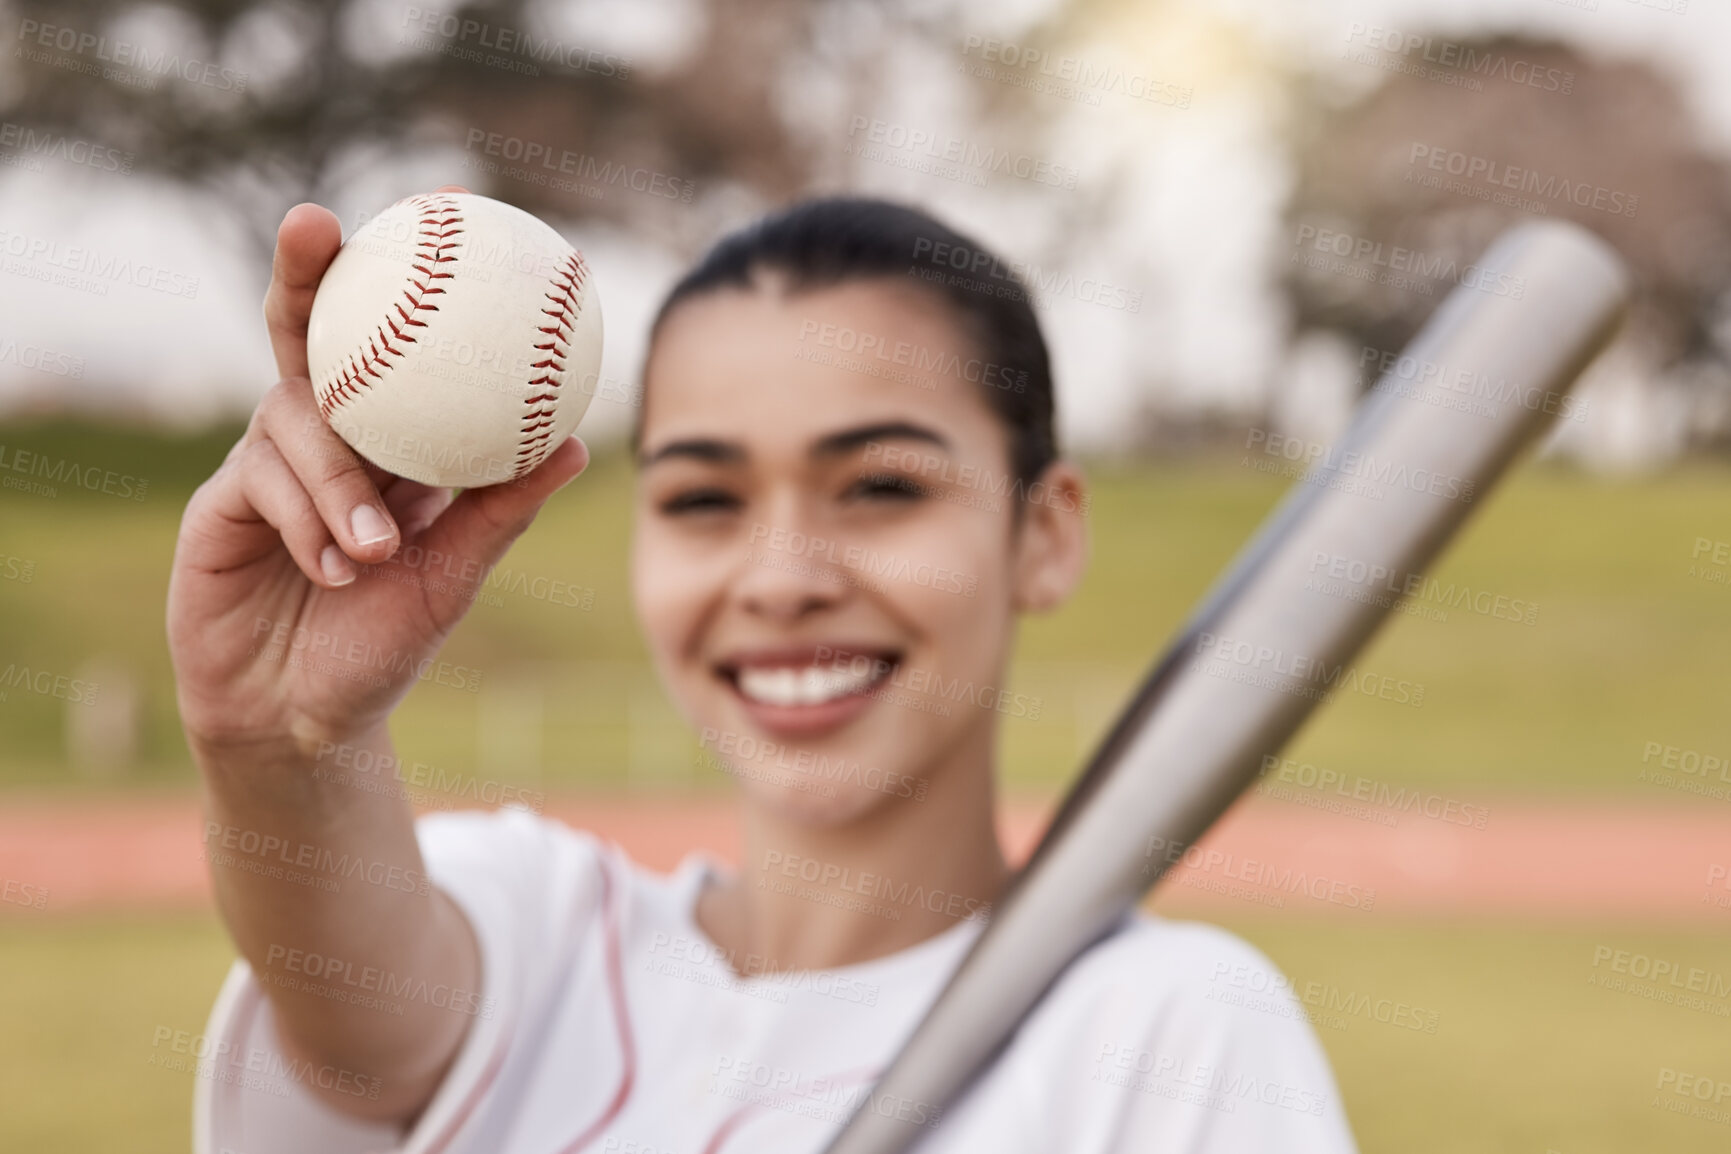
[1,0,834,256]
[1284,37,1731,452]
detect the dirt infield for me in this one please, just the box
[2,790,1728,921]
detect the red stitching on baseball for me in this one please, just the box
[316,194,463,420]
[511,250,588,479]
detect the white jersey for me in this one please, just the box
[194,808,1358,1154]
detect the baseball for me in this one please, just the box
[307,192,603,488]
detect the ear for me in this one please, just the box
[1011,460,1089,613]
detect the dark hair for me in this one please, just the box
[642,196,1058,488]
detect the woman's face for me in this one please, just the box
[632,275,1082,826]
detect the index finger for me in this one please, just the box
[264,203,343,381]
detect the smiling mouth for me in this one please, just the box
[719,650,901,708]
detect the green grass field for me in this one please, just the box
[3,417,1730,796]
[4,911,1730,1153]
[5,419,1731,1151]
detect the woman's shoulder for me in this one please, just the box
[416,803,550,836]
[413,806,593,879]
[959,915,1352,1145]
[1024,912,1315,1052]
[415,803,584,844]
[410,807,710,911]
[1064,913,1284,993]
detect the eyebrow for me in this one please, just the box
[639,438,746,468]
[640,421,951,468]
[813,421,951,458]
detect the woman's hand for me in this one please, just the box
[168,195,588,764]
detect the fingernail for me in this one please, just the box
[320,544,356,587]
[350,504,395,547]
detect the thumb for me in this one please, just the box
[408,436,591,631]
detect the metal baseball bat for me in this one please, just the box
[820,219,1630,1154]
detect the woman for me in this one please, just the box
[168,190,1356,1152]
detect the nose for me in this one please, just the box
[736,521,853,624]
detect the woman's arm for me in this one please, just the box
[195,726,481,1122]
[168,197,587,1124]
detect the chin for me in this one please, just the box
[733,773,905,828]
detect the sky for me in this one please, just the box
[0,0,1723,456]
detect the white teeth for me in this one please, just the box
[736,661,885,707]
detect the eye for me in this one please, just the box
[659,486,742,515]
[849,472,928,501]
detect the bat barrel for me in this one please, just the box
[820,220,1630,1154]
